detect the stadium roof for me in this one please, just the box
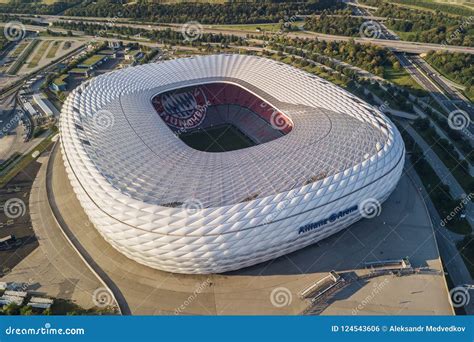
[61,54,398,208]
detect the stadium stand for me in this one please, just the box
[299,271,343,299]
[152,82,292,147]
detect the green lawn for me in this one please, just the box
[212,21,304,33]
[79,54,106,67]
[8,39,39,75]
[27,40,52,68]
[399,128,471,235]
[383,65,424,93]
[46,41,60,59]
[421,55,474,102]
[180,124,255,152]
[10,41,29,58]
[0,129,57,188]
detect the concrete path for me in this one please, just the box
[1,151,102,309]
[43,146,452,315]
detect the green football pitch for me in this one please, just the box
[180,124,255,152]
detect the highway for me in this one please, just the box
[351,2,474,309]
[3,18,474,55]
[349,6,474,136]
[350,2,473,139]
[397,52,454,110]
[405,158,474,315]
[0,6,472,314]
[403,122,473,228]
[410,55,474,122]
[396,52,474,137]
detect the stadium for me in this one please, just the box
[59,54,405,274]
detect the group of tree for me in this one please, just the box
[0,35,7,52]
[413,117,473,191]
[0,0,82,15]
[376,3,473,46]
[54,21,247,47]
[360,0,474,17]
[383,0,474,17]
[458,234,474,277]
[269,36,399,77]
[0,300,115,315]
[424,51,473,101]
[60,0,344,24]
[418,104,474,163]
[304,11,365,37]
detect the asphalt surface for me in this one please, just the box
[0,94,21,135]
[39,145,453,315]
[402,122,473,229]
[3,20,474,55]
[353,3,473,135]
[409,55,474,124]
[2,150,102,308]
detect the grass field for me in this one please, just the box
[180,124,255,152]
[421,55,474,102]
[383,65,425,93]
[388,0,474,16]
[46,41,60,59]
[9,41,29,58]
[212,21,304,33]
[0,129,57,188]
[8,39,39,75]
[27,40,52,68]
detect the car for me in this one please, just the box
[0,235,22,250]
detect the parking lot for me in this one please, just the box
[0,156,41,275]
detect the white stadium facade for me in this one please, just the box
[60,54,405,274]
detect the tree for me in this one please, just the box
[2,303,20,315]
[20,305,34,316]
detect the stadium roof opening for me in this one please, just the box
[152,82,292,152]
